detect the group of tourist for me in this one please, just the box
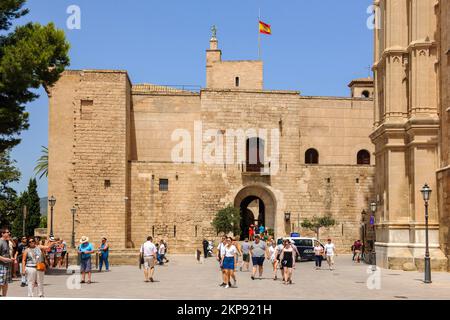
[0,226,113,297]
[313,238,337,270]
[248,224,269,241]
[1,227,53,297]
[139,237,169,282]
[216,235,300,288]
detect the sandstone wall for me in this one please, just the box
[49,72,375,255]
[206,60,263,90]
[438,0,450,267]
[49,70,130,249]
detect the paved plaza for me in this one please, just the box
[5,255,450,300]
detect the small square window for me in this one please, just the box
[159,179,169,191]
[104,180,111,188]
[81,100,94,120]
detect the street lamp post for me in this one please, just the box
[370,201,377,270]
[421,183,432,284]
[48,195,56,238]
[70,207,77,248]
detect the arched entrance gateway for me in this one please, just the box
[234,185,277,240]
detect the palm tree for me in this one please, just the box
[34,146,48,179]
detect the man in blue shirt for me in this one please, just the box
[78,236,94,284]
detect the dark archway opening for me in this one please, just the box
[305,148,319,164]
[239,196,265,240]
[357,150,371,165]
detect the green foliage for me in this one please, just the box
[38,215,47,228]
[34,145,48,179]
[0,1,70,152]
[211,204,240,236]
[11,178,41,237]
[0,0,29,31]
[301,215,336,239]
[0,150,20,227]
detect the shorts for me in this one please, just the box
[326,255,335,265]
[48,253,55,260]
[80,258,92,273]
[144,256,155,269]
[56,253,62,258]
[0,264,12,285]
[222,257,235,270]
[252,256,265,266]
[242,253,250,262]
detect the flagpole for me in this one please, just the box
[258,8,261,60]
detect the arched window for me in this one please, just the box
[305,148,319,164]
[361,90,370,98]
[246,137,264,172]
[357,150,371,165]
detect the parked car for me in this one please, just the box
[277,237,325,261]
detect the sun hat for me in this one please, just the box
[79,236,89,244]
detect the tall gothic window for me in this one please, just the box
[357,150,371,165]
[305,148,319,164]
[246,137,264,172]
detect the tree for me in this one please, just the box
[38,215,47,228]
[211,204,241,236]
[0,0,70,152]
[0,150,20,227]
[11,178,41,237]
[301,215,336,240]
[34,145,48,179]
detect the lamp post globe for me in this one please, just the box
[48,195,56,238]
[370,201,377,214]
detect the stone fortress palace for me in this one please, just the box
[48,0,450,271]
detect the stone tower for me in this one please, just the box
[206,29,263,90]
[371,0,448,270]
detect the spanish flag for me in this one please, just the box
[259,21,272,35]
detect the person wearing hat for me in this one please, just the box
[98,237,109,272]
[78,236,94,283]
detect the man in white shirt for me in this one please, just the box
[140,236,157,282]
[324,238,337,271]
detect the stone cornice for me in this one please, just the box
[407,40,437,53]
[370,122,406,143]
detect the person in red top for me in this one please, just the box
[248,225,254,241]
[353,240,362,263]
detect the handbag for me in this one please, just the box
[31,248,46,272]
[36,262,46,272]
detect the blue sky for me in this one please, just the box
[10,0,374,197]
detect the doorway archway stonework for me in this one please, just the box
[232,184,285,239]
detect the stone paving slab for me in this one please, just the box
[5,255,450,300]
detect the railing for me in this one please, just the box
[133,84,201,93]
[241,162,271,175]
